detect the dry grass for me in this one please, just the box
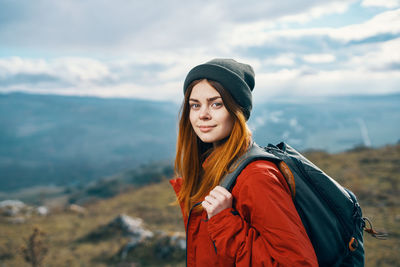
[0,180,183,266]
[305,144,400,266]
[1,144,399,266]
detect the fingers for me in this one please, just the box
[204,195,218,205]
[203,186,231,204]
[202,199,219,219]
[202,186,233,219]
[212,186,232,200]
[203,188,231,205]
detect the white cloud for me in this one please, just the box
[229,8,400,47]
[302,54,336,64]
[0,57,113,85]
[0,1,225,53]
[289,118,298,127]
[0,0,359,54]
[253,67,400,101]
[362,0,400,8]
[52,58,112,82]
[83,81,183,102]
[0,56,185,101]
[248,115,267,132]
[0,1,399,100]
[269,111,283,123]
[251,37,400,101]
[263,54,296,66]
[0,57,48,76]
[347,37,400,70]
[279,1,350,24]
[0,78,183,102]
[329,8,400,42]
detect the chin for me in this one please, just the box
[198,135,229,145]
[197,134,216,143]
[199,137,216,143]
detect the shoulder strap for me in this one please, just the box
[220,142,281,191]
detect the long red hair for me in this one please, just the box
[174,79,252,215]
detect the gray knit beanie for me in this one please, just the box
[183,58,255,120]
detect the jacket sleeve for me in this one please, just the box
[207,160,318,267]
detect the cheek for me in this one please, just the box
[189,111,196,127]
[225,116,234,133]
[219,112,234,133]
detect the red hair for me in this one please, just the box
[174,79,251,215]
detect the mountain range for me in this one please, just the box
[1,92,399,192]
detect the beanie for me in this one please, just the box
[183,58,255,120]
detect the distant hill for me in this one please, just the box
[0,93,178,191]
[250,94,400,152]
[0,92,399,192]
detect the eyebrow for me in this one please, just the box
[189,96,222,102]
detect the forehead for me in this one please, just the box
[189,80,221,100]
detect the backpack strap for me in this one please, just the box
[220,142,281,191]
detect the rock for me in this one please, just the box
[81,214,185,264]
[80,214,153,245]
[152,231,186,259]
[88,214,152,260]
[169,231,186,250]
[110,214,153,239]
[0,200,49,222]
[37,206,49,216]
[118,230,186,262]
[67,204,87,216]
[0,200,27,217]
[113,215,154,259]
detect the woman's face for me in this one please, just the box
[189,80,234,146]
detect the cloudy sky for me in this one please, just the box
[0,0,399,102]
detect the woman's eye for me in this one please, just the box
[211,102,223,108]
[190,103,200,109]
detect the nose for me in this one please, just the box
[199,106,211,120]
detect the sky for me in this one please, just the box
[0,0,399,103]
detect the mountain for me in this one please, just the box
[250,94,400,152]
[0,93,178,191]
[1,92,399,192]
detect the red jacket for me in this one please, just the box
[170,160,318,267]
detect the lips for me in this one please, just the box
[198,125,215,133]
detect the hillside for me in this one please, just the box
[0,92,178,191]
[1,92,399,192]
[0,144,399,266]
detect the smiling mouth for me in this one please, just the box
[198,125,215,132]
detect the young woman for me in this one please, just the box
[170,59,318,266]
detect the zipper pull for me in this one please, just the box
[363,217,388,240]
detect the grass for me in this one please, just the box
[0,180,183,266]
[305,145,400,266]
[0,144,399,266]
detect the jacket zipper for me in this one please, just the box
[186,202,201,267]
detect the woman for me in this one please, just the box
[170,59,318,266]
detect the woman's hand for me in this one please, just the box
[202,186,233,219]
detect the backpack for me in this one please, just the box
[220,142,385,267]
